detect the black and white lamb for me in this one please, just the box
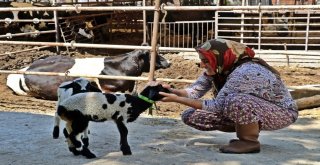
[57,84,170,158]
[52,78,102,140]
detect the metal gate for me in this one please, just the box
[216,10,320,51]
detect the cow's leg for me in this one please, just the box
[52,112,60,139]
[115,119,132,155]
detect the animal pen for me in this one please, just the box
[0,0,320,84]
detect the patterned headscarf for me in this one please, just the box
[195,39,255,75]
[195,39,279,92]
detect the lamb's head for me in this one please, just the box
[139,84,170,102]
[59,78,102,93]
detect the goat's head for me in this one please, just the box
[139,84,170,102]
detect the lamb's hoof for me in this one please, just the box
[63,128,69,138]
[53,126,59,139]
[81,147,96,159]
[121,145,132,155]
[82,137,89,147]
[123,150,132,155]
[69,147,81,156]
[69,135,82,148]
[73,141,82,148]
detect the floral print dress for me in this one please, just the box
[181,62,298,131]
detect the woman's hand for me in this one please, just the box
[159,91,179,102]
[147,81,188,97]
[159,91,203,109]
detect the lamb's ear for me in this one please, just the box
[160,85,171,93]
[59,82,75,89]
[89,82,102,92]
[151,84,171,101]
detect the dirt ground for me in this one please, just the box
[0,43,320,165]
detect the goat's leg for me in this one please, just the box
[52,112,60,139]
[115,119,132,155]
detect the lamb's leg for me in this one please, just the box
[80,145,96,159]
[69,123,85,148]
[81,127,89,147]
[63,125,81,156]
[115,119,132,155]
[71,119,96,159]
[52,112,60,139]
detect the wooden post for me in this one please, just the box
[148,0,161,82]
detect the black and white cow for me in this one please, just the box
[6,49,170,100]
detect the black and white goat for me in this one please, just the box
[52,78,102,139]
[57,84,170,158]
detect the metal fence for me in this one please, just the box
[216,10,320,51]
[149,8,320,51]
[148,20,215,48]
[1,4,320,69]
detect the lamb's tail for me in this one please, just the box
[57,106,67,116]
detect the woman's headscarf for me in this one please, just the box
[195,39,279,91]
[195,39,255,75]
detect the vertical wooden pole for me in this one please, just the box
[148,0,161,81]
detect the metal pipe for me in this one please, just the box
[0,46,50,56]
[0,6,156,12]
[258,3,262,51]
[0,40,152,50]
[0,70,196,83]
[240,0,245,43]
[0,19,54,23]
[0,30,56,39]
[53,0,60,54]
[305,10,311,51]
[0,5,320,12]
[1,40,320,55]
[142,0,147,43]
[214,1,219,39]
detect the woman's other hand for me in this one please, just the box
[159,91,179,102]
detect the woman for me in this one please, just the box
[158,39,298,154]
